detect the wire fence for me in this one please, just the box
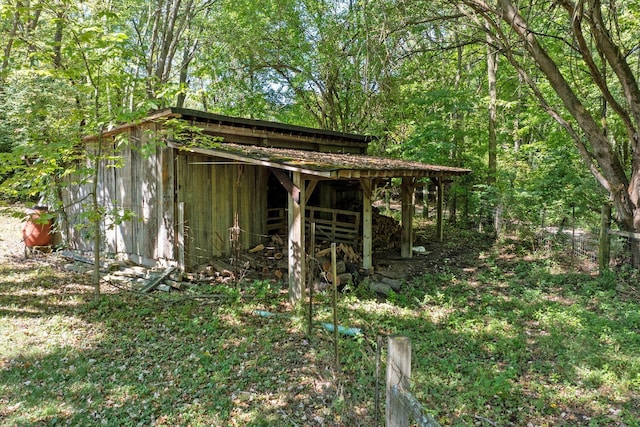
[535,226,634,273]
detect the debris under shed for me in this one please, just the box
[58,209,411,297]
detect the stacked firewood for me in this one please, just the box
[65,237,368,293]
[313,242,360,264]
[177,234,289,283]
[309,243,361,290]
[245,234,288,280]
[246,237,362,284]
[371,207,402,251]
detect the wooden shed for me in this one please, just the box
[65,107,470,303]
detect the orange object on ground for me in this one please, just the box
[23,206,52,248]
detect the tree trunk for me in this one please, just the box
[458,0,640,266]
[52,10,65,70]
[486,30,498,186]
[91,136,103,295]
[1,9,19,81]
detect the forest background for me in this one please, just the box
[2,2,640,426]
[1,0,640,257]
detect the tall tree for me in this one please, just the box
[448,0,640,265]
[198,0,400,132]
[486,29,498,186]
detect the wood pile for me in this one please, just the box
[310,258,354,291]
[245,234,288,280]
[60,233,365,293]
[61,251,244,292]
[98,262,247,292]
[308,243,362,291]
[245,237,362,285]
[179,236,288,285]
[314,242,361,264]
[371,207,402,251]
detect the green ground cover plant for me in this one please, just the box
[1,212,639,426]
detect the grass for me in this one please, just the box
[0,217,639,425]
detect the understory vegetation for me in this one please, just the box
[2,1,640,423]
[1,212,639,426]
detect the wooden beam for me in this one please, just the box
[360,178,373,270]
[167,141,334,178]
[288,172,306,305]
[400,177,415,258]
[271,168,300,203]
[141,266,176,293]
[305,179,319,204]
[197,122,369,150]
[436,177,444,242]
[82,110,181,141]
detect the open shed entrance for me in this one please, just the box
[267,173,364,248]
[169,140,471,304]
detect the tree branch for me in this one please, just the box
[556,0,638,147]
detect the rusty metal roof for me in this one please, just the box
[84,107,374,147]
[172,107,375,144]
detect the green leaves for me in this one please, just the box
[0,69,82,202]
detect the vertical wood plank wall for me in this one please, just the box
[116,131,133,256]
[142,124,158,262]
[100,141,117,252]
[176,153,268,268]
[66,124,176,266]
[65,145,94,252]
[159,132,175,262]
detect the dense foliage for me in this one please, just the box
[2,0,636,235]
[2,3,640,424]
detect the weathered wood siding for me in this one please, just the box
[176,152,268,268]
[65,123,176,267]
[67,117,333,270]
[65,152,94,253]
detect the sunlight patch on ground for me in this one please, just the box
[0,315,104,360]
[421,305,454,324]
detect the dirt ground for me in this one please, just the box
[0,207,29,261]
[0,202,498,298]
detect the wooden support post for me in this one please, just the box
[308,222,315,336]
[360,178,373,270]
[288,171,306,305]
[422,185,429,219]
[331,243,340,370]
[178,201,185,271]
[436,178,444,243]
[386,336,411,427]
[599,204,611,273]
[401,177,415,258]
